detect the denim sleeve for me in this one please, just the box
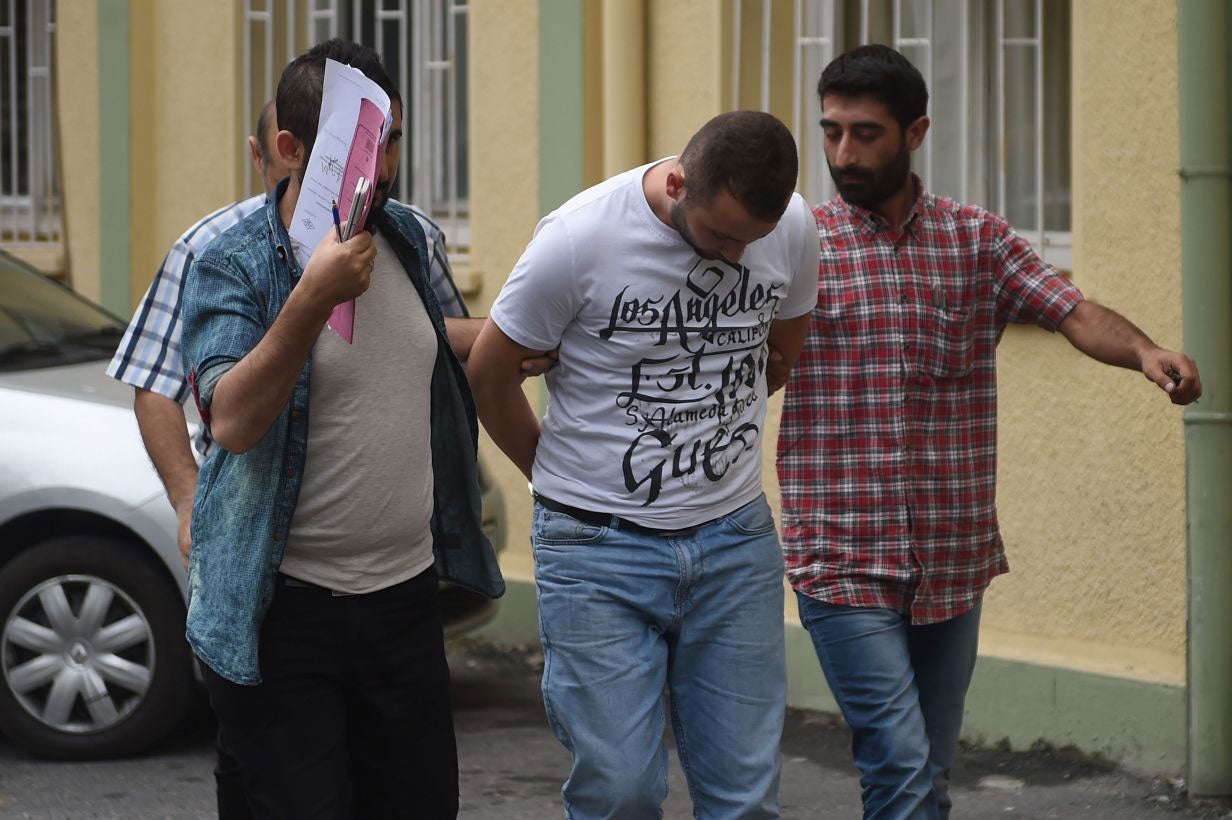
[180,249,266,426]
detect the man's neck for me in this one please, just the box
[642,158,678,229]
[868,177,918,232]
[278,176,302,229]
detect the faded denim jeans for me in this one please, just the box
[532,494,787,820]
[797,595,982,820]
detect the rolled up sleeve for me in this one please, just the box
[180,250,266,427]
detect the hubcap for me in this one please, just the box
[68,642,89,665]
[2,575,155,734]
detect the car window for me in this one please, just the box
[0,253,125,370]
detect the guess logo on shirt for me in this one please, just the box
[600,260,784,505]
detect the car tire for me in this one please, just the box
[0,534,193,759]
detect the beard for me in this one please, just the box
[669,199,722,260]
[370,178,393,214]
[828,138,912,209]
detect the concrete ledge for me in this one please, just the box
[475,578,1185,777]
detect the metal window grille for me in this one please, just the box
[0,0,58,249]
[242,0,468,256]
[731,0,1071,268]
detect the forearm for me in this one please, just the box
[467,320,548,479]
[1059,300,1155,371]
[210,283,332,452]
[766,314,812,393]
[444,317,485,363]
[133,390,199,512]
[472,380,541,480]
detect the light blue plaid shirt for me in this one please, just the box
[107,195,466,454]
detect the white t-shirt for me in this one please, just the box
[490,159,820,528]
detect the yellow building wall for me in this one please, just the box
[55,2,240,310]
[982,0,1186,685]
[468,0,542,583]
[57,3,102,301]
[646,1,724,159]
[128,0,242,309]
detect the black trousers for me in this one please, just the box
[211,694,254,819]
[199,568,459,820]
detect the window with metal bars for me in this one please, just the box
[242,0,469,259]
[731,0,1071,269]
[0,0,58,249]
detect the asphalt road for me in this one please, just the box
[0,641,1229,819]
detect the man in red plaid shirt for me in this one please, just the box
[775,45,1202,820]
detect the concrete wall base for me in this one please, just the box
[473,579,1185,777]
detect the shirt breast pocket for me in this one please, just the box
[919,305,975,379]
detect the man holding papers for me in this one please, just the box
[180,39,500,818]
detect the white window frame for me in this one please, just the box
[242,0,469,259]
[734,0,1072,270]
[0,0,59,250]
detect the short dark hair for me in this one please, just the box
[817,44,929,130]
[276,38,401,163]
[678,110,798,222]
[253,100,276,166]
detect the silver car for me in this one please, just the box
[0,251,505,758]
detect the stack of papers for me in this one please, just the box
[289,58,394,343]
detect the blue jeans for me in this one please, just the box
[532,495,787,820]
[796,594,982,820]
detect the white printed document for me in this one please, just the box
[289,58,393,342]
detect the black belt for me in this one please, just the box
[278,573,357,597]
[534,494,703,538]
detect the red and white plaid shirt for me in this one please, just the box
[777,178,1084,624]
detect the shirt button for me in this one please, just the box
[260,595,271,607]
[285,467,294,478]
[290,410,301,420]
[273,530,282,542]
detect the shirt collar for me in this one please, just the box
[265,177,301,274]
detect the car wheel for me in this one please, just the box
[0,534,193,759]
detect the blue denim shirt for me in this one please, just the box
[181,180,504,684]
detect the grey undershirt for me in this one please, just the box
[281,232,438,593]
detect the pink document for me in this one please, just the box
[326,97,386,343]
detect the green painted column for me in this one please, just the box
[537,0,586,413]
[97,0,130,315]
[1178,0,1232,799]
[538,0,585,217]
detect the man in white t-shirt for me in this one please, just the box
[468,111,821,819]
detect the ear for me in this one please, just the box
[905,116,930,151]
[247,136,263,178]
[275,129,306,172]
[665,164,686,202]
